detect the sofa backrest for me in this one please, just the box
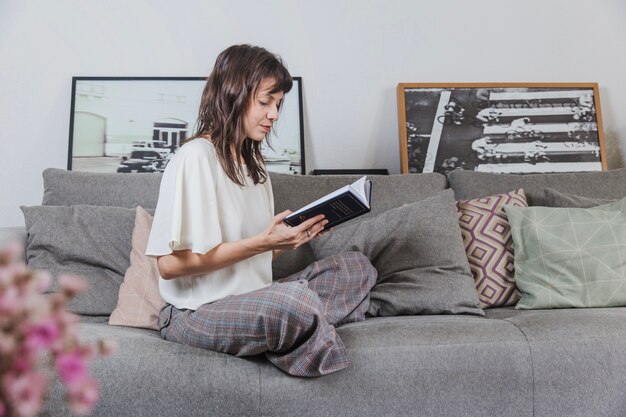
[42,168,449,217]
[27,166,626,316]
[448,168,626,206]
[43,168,163,208]
[270,172,448,220]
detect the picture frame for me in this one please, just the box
[68,76,305,174]
[310,169,389,175]
[397,83,606,174]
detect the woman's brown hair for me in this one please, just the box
[188,44,293,186]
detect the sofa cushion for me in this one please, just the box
[47,316,532,417]
[544,188,616,208]
[109,207,164,330]
[456,189,527,308]
[447,168,626,206]
[43,323,263,417]
[261,315,532,417]
[503,308,626,417]
[21,205,140,315]
[505,198,626,309]
[42,168,162,208]
[271,172,448,278]
[309,190,483,317]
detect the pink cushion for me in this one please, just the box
[456,189,527,308]
[109,207,164,330]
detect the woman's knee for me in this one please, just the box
[334,251,378,287]
[264,282,322,327]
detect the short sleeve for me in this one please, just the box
[145,146,223,256]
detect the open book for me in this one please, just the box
[283,176,372,229]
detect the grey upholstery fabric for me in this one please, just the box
[505,308,626,417]
[43,316,533,417]
[261,315,532,417]
[309,190,483,317]
[41,324,262,417]
[42,168,162,208]
[271,172,448,278]
[544,188,616,208]
[21,205,139,315]
[447,168,626,206]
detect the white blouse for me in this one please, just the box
[145,139,274,310]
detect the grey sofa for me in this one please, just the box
[4,167,626,417]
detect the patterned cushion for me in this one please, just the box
[505,198,626,309]
[456,189,527,308]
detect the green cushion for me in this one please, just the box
[504,198,626,309]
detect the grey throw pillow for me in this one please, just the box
[544,188,616,208]
[309,190,484,317]
[21,205,144,316]
[271,172,448,278]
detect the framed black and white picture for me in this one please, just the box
[397,83,607,174]
[68,76,305,174]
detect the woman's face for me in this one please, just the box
[243,78,284,142]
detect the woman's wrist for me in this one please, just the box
[246,233,271,255]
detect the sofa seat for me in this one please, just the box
[486,307,626,417]
[44,309,626,417]
[45,314,535,417]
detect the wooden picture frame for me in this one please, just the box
[68,76,306,175]
[397,83,606,174]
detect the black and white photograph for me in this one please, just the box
[397,83,607,174]
[68,77,305,175]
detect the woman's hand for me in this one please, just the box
[261,210,328,251]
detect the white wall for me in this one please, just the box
[1,0,625,227]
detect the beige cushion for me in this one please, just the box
[109,207,164,330]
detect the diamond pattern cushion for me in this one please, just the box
[456,189,527,308]
[504,198,626,309]
[109,207,165,330]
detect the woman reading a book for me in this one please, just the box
[145,45,376,377]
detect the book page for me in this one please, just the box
[288,176,368,217]
[348,176,370,208]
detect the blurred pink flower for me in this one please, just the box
[3,372,47,417]
[0,262,27,286]
[55,351,88,385]
[0,332,16,355]
[25,318,60,352]
[58,274,88,296]
[98,339,118,357]
[11,354,32,373]
[0,241,23,264]
[68,377,99,416]
[0,242,107,416]
[35,270,52,292]
[0,285,21,315]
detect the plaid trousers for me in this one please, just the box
[158,251,377,377]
